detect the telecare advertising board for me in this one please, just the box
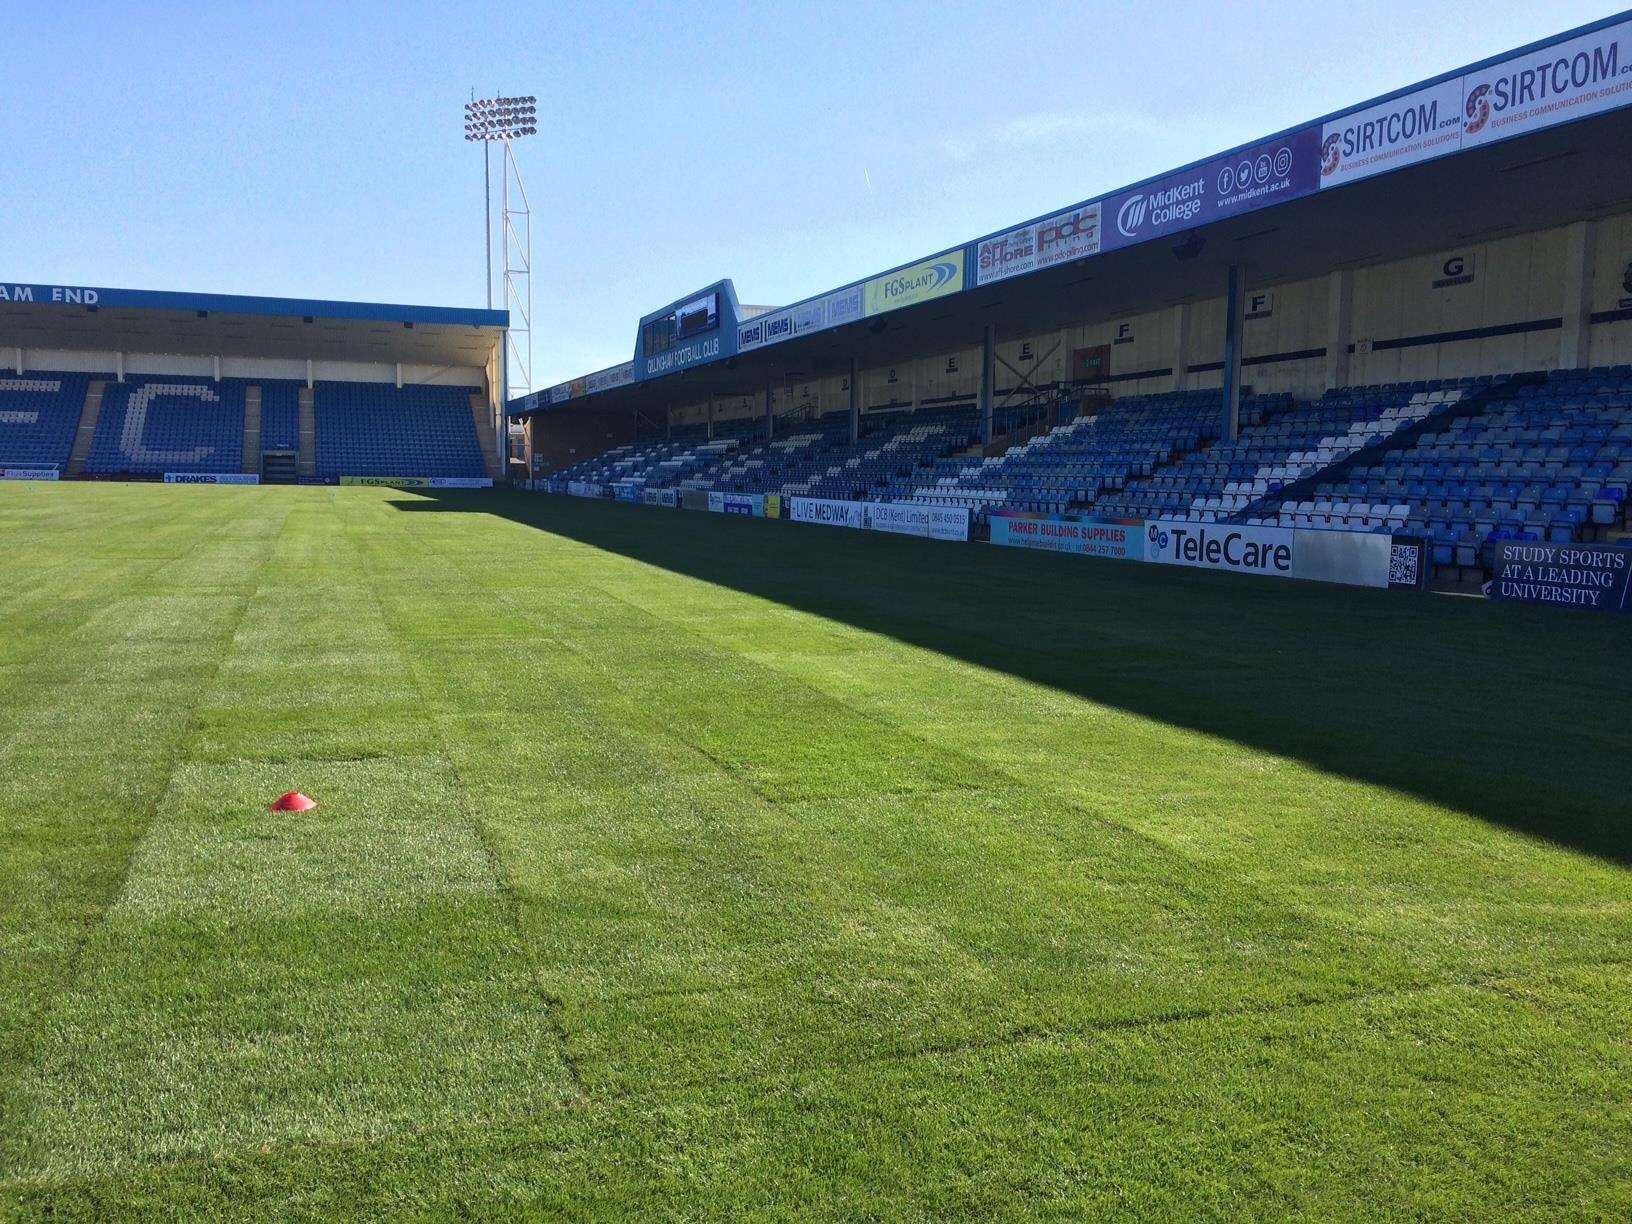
[1144,520,1418,588]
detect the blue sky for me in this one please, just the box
[4,1,1625,386]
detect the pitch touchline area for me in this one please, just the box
[1,483,1629,1218]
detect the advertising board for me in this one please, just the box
[1460,17,1632,147]
[340,475,427,488]
[1489,540,1632,611]
[863,502,971,542]
[990,515,1144,559]
[1103,127,1321,252]
[862,253,965,316]
[1144,520,1422,588]
[163,473,260,484]
[975,203,1102,286]
[789,497,865,528]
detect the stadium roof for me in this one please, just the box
[517,9,1632,416]
[0,282,508,368]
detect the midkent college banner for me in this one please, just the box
[1489,540,1632,611]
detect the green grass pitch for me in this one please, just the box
[1,481,1629,1219]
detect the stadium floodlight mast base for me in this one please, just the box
[465,93,537,474]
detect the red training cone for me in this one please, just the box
[268,791,317,812]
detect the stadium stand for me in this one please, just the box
[744,407,979,500]
[0,369,92,472]
[84,376,247,477]
[554,409,983,503]
[906,391,1238,519]
[542,368,1632,584]
[260,381,301,452]
[1262,369,1632,567]
[1100,383,1476,523]
[313,381,487,479]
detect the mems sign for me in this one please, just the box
[0,284,100,304]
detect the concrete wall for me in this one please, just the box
[529,407,636,473]
[8,348,485,387]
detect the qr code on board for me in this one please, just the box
[1388,542,1421,587]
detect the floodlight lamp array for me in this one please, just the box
[464,96,537,141]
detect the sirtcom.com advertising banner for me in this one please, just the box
[1318,77,1465,188]
[1460,17,1632,147]
[1320,16,1632,188]
[1102,127,1322,253]
[990,514,1145,559]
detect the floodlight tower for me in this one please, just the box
[464,94,537,471]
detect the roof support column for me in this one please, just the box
[305,359,314,390]
[213,355,222,383]
[764,385,774,441]
[1222,263,1244,443]
[1560,220,1597,370]
[13,347,23,374]
[116,352,124,383]
[980,323,995,447]
[1170,304,1191,393]
[1325,269,1354,393]
[707,396,714,441]
[848,357,859,444]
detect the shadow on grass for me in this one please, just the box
[395,489,1632,867]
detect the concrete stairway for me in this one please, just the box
[470,393,504,481]
[297,385,316,478]
[64,379,105,477]
[241,384,262,473]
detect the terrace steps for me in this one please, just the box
[63,379,105,478]
[297,385,316,477]
[241,384,262,473]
